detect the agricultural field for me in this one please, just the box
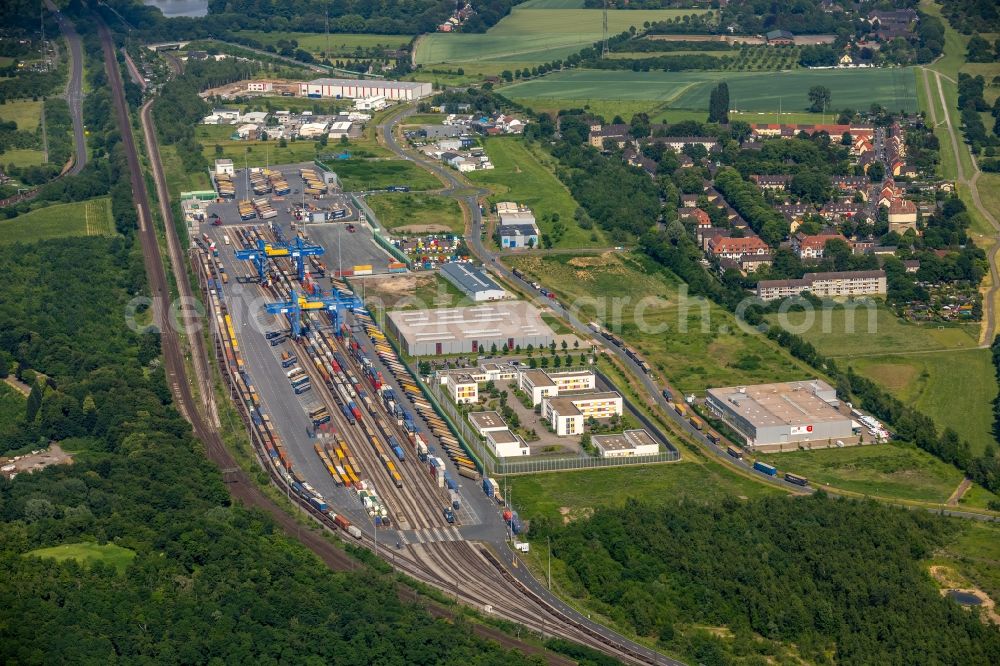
[508,457,783,527]
[851,349,996,457]
[414,6,711,70]
[232,31,412,57]
[0,198,115,244]
[467,138,605,248]
[504,252,813,394]
[757,444,997,505]
[502,67,919,113]
[365,192,464,234]
[26,542,136,574]
[0,99,42,131]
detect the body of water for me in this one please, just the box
[143,0,209,18]
[946,590,983,606]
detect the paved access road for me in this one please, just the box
[45,1,87,175]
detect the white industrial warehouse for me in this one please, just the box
[706,379,857,452]
[440,262,506,302]
[387,302,555,356]
[299,78,433,101]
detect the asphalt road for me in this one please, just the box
[380,104,1000,523]
[46,1,87,175]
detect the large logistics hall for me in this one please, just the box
[299,78,433,101]
[706,379,855,452]
[387,302,555,356]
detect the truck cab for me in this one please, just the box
[443,507,456,524]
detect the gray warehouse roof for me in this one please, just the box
[388,302,555,350]
[440,262,504,295]
[498,223,539,236]
[707,380,843,428]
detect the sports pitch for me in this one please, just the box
[502,67,919,113]
[415,7,712,66]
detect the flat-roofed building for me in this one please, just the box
[469,411,509,436]
[442,372,478,404]
[518,369,596,406]
[593,429,660,458]
[542,391,623,436]
[387,302,555,356]
[706,379,854,452]
[440,263,506,302]
[487,428,530,457]
[299,78,432,101]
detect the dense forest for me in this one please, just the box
[536,494,1000,665]
[941,0,1000,33]
[0,233,542,664]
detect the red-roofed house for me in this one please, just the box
[888,198,917,233]
[792,232,847,259]
[708,235,771,261]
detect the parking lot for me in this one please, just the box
[306,221,396,275]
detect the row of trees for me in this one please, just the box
[537,494,1000,665]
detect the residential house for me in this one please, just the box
[888,198,918,233]
[792,231,847,259]
[751,174,791,190]
[588,124,629,149]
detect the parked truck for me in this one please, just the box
[753,460,777,476]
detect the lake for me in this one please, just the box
[946,590,982,606]
[143,0,209,18]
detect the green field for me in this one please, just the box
[0,98,42,131]
[929,520,1000,604]
[159,144,212,199]
[758,444,991,504]
[232,31,412,57]
[415,7,711,67]
[334,159,441,191]
[0,198,115,244]
[197,122,395,166]
[401,114,448,125]
[467,138,605,248]
[27,542,136,574]
[0,381,25,428]
[366,192,464,234]
[0,147,45,167]
[507,458,783,526]
[851,349,996,457]
[770,304,980,357]
[505,252,813,394]
[502,67,918,113]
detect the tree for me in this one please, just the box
[707,81,729,124]
[867,162,885,182]
[25,380,42,423]
[807,85,832,113]
[966,33,993,62]
[490,342,498,355]
[214,144,223,156]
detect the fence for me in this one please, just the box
[425,367,680,476]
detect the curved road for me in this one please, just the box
[379,104,1000,526]
[46,1,87,175]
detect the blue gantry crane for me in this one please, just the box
[265,288,363,338]
[235,237,326,284]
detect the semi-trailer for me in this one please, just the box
[753,460,777,476]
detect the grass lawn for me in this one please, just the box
[502,67,919,113]
[0,197,115,244]
[468,137,606,248]
[401,114,448,125]
[232,31,412,57]
[366,192,464,234]
[0,98,42,131]
[852,349,996,456]
[768,303,980,357]
[0,381,25,428]
[757,443,982,504]
[505,252,813,394]
[0,148,45,168]
[159,144,212,199]
[415,7,711,66]
[26,542,136,574]
[507,458,783,526]
[333,160,441,191]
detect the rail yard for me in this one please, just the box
[194,210,675,665]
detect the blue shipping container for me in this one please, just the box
[393,445,405,461]
[753,461,777,476]
[309,497,328,512]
